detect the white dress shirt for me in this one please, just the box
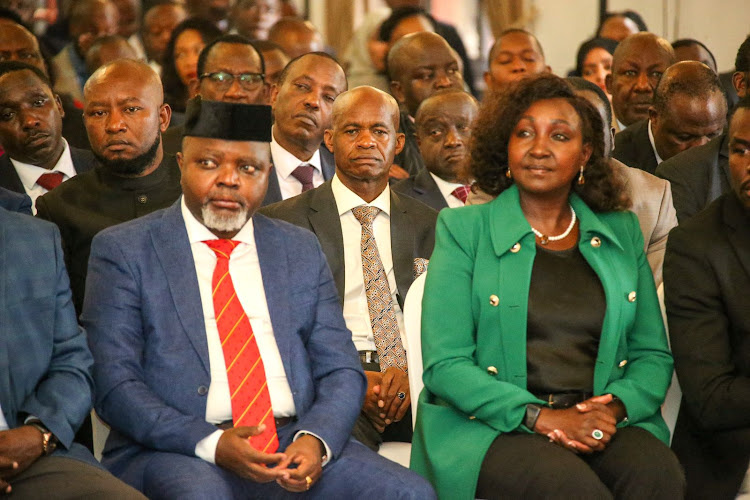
[330,174,405,352]
[430,172,467,208]
[182,199,330,464]
[647,120,665,165]
[10,139,76,213]
[271,127,325,200]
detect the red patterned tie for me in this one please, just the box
[203,239,278,453]
[451,185,471,204]
[36,172,64,190]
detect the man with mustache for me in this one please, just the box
[36,59,181,315]
[81,98,435,499]
[393,89,477,211]
[263,51,347,205]
[0,62,95,212]
[606,32,674,132]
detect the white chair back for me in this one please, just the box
[403,272,427,428]
[658,282,682,443]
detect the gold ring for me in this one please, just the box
[305,475,312,490]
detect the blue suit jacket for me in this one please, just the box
[0,207,93,449]
[82,202,366,479]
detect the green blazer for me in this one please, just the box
[410,185,673,500]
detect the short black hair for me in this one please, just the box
[251,39,285,54]
[598,10,648,35]
[735,35,750,73]
[672,38,717,70]
[197,34,265,77]
[488,29,545,62]
[275,51,345,89]
[0,60,51,87]
[567,76,612,128]
[378,6,435,43]
[0,6,25,26]
[652,63,725,115]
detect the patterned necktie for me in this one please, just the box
[451,185,471,204]
[203,239,278,453]
[290,163,315,192]
[36,172,64,191]
[351,206,407,372]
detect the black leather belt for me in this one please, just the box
[533,392,593,409]
[358,350,379,364]
[216,416,296,430]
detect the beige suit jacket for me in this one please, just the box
[466,158,677,286]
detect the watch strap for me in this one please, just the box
[524,404,543,431]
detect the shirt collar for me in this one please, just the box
[180,196,256,247]
[616,117,627,132]
[11,139,76,191]
[647,120,664,165]
[271,126,322,179]
[429,172,466,200]
[331,173,390,216]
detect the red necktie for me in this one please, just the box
[451,185,471,204]
[290,164,315,192]
[204,239,278,453]
[36,172,64,191]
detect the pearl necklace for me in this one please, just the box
[530,204,577,245]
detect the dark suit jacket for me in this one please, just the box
[160,123,183,158]
[655,133,730,223]
[613,119,658,174]
[0,207,93,450]
[260,180,438,308]
[0,146,96,195]
[0,186,31,214]
[392,168,449,212]
[261,145,336,206]
[35,155,182,314]
[81,203,365,489]
[394,112,424,177]
[664,193,750,499]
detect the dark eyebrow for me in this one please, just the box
[730,137,750,148]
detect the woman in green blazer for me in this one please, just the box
[410,75,684,499]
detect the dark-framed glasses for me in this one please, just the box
[199,71,265,90]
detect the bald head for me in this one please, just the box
[387,32,463,116]
[85,35,138,74]
[607,32,675,127]
[267,17,324,59]
[649,60,727,161]
[85,58,163,101]
[0,22,46,74]
[332,86,400,129]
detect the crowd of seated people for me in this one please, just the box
[1,0,749,498]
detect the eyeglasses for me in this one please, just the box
[199,71,265,90]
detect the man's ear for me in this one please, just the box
[394,132,406,156]
[176,151,184,171]
[544,65,552,74]
[390,81,405,106]
[54,93,65,118]
[270,83,280,107]
[605,73,613,94]
[188,78,200,98]
[733,71,748,98]
[323,129,334,153]
[159,103,172,132]
[648,105,658,124]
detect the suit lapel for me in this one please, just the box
[319,145,336,180]
[636,122,658,174]
[0,155,25,194]
[308,182,346,300]
[724,195,750,279]
[150,203,211,374]
[262,162,283,206]
[390,191,414,307]
[414,169,449,210]
[0,217,12,421]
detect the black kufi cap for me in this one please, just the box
[183,97,272,142]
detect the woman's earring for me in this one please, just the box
[578,165,585,185]
[506,168,512,179]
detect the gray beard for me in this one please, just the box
[201,204,249,233]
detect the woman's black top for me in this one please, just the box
[525,244,606,394]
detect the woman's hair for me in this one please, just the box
[574,37,618,77]
[161,17,222,113]
[470,73,629,212]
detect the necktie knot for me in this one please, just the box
[451,185,471,204]
[36,172,64,191]
[352,205,381,228]
[290,163,315,192]
[203,239,240,259]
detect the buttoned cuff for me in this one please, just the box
[195,429,224,463]
[293,430,332,467]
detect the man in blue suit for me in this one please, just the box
[0,205,144,498]
[82,98,434,499]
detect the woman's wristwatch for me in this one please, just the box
[524,404,543,430]
[26,419,58,456]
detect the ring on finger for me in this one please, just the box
[397,392,406,400]
[305,476,312,490]
[591,429,604,440]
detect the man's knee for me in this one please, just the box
[142,453,237,500]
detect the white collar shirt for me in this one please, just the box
[647,119,664,165]
[271,127,325,200]
[429,172,466,208]
[10,139,76,213]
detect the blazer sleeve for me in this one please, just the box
[664,223,750,430]
[645,179,678,288]
[20,224,94,448]
[601,212,673,423]
[421,212,540,433]
[83,232,219,456]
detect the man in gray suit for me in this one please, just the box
[655,35,750,222]
[261,86,437,452]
